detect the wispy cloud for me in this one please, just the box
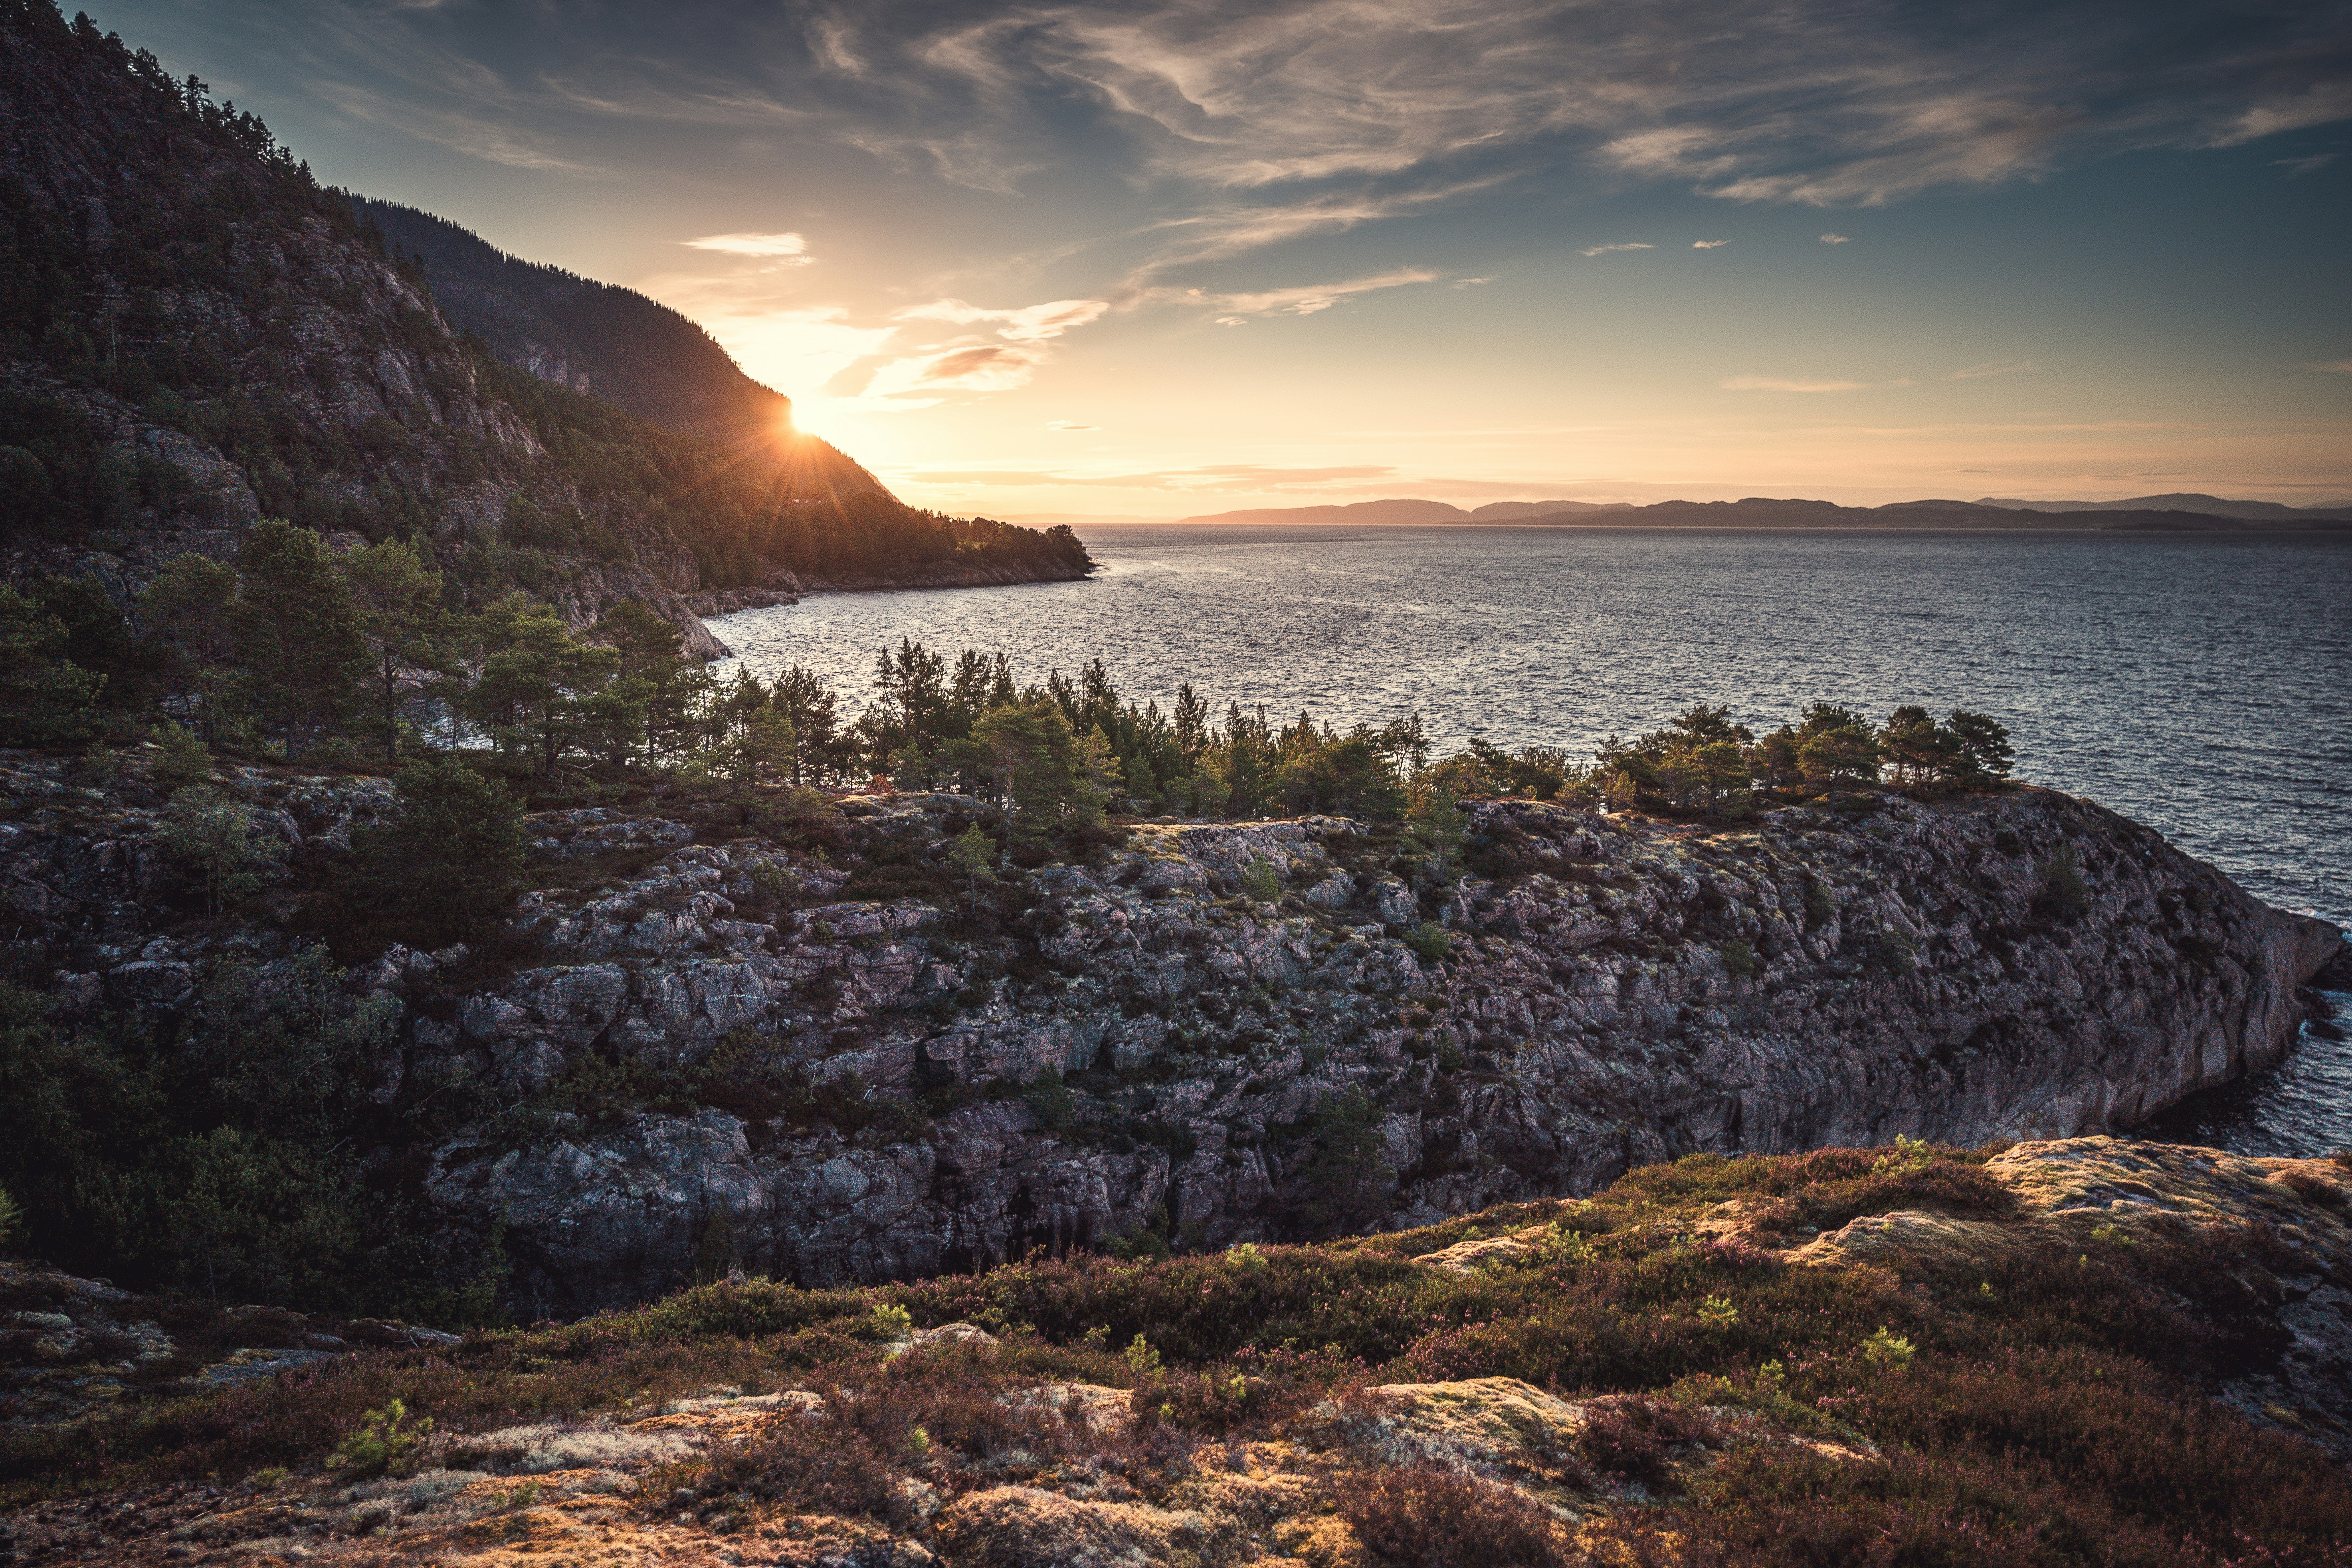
[683,232,811,259]
[1120,178,1503,277]
[2306,359,2352,372]
[246,0,2352,313]
[1948,358,2041,380]
[1045,420,1097,430]
[1580,242,1654,257]
[1692,240,1730,249]
[1820,232,1852,244]
[895,298,1109,341]
[1132,268,1443,321]
[1720,375,1869,392]
[2270,152,2340,176]
[2213,82,2352,146]
[311,78,609,174]
[822,296,1115,407]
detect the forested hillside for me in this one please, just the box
[347,197,818,451]
[0,2,1089,655]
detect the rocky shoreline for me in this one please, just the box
[0,749,2336,1319]
[682,555,1100,656]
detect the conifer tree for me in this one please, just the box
[230,520,364,756]
[339,537,444,764]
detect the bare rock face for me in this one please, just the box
[415,788,2336,1315]
[0,747,2338,1318]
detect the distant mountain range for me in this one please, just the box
[1973,493,2352,521]
[1175,494,2352,529]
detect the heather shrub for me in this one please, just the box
[1333,1464,1573,1568]
[1574,1396,1717,1491]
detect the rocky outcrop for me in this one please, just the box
[420,788,2336,1314]
[1791,1136,2352,1453]
[2,746,2336,1317]
[0,1256,456,1436]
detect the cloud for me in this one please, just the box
[683,232,811,259]
[1692,240,1730,248]
[1720,375,1869,392]
[1453,276,1495,287]
[1820,232,1851,244]
[2213,82,2352,146]
[1045,420,1097,430]
[894,297,1110,341]
[1121,178,1504,276]
[778,295,1120,409]
[2271,152,2341,175]
[1127,267,1443,323]
[1580,242,1654,257]
[858,343,1045,402]
[238,0,2352,343]
[311,78,610,174]
[1948,358,2041,379]
[2306,359,2352,372]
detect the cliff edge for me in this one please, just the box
[0,747,2336,1317]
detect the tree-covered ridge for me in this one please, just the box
[347,196,801,449]
[0,1,1087,628]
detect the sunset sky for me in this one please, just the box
[93,0,2352,518]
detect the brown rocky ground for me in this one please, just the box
[5,1136,2348,1566]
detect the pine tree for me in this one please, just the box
[339,537,445,764]
[230,520,364,756]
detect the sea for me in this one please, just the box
[710,525,2352,1158]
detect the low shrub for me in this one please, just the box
[1333,1464,1573,1568]
[323,1400,433,1480]
[1403,922,1453,963]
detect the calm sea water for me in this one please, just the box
[712,525,2352,1157]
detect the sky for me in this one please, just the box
[89,0,2352,518]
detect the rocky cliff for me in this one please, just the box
[0,745,2335,1319]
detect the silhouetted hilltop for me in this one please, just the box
[347,197,815,453]
[1976,492,2352,521]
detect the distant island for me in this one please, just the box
[1171,493,2352,530]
